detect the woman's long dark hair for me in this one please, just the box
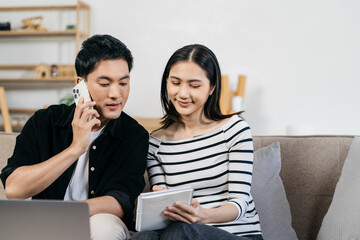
[160,44,237,129]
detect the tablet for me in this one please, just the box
[135,186,194,231]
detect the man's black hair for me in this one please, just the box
[75,34,133,78]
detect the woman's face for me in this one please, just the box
[167,61,214,118]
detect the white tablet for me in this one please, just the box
[135,186,194,231]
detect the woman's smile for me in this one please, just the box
[177,100,192,107]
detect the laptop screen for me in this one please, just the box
[0,199,90,240]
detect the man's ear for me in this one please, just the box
[76,77,84,84]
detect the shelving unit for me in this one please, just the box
[0,1,90,131]
[0,65,76,83]
[0,30,87,37]
[0,1,90,52]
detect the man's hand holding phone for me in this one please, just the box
[70,80,101,155]
[73,80,94,121]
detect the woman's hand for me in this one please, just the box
[163,198,209,224]
[152,185,166,192]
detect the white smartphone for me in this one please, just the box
[72,80,94,121]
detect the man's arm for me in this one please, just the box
[5,99,100,199]
[96,126,149,222]
[85,196,124,218]
[6,147,82,199]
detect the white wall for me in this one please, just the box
[1,0,360,135]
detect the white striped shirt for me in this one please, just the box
[147,115,262,236]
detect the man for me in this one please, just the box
[0,34,149,240]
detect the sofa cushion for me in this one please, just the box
[317,136,360,240]
[252,142,297,240]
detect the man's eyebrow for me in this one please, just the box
[97,75,130,81]
[120,75,130,80]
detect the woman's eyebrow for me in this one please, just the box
[169,75,181,80]
[169,76,202,83]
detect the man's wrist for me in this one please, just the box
[67,143,86,159]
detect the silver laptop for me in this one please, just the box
[0,199,91,240]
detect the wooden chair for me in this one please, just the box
[220,75,246,114]
[0,87,12,133]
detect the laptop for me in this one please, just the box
[0,199,91,240]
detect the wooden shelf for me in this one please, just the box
[0,0,90,51]
[0,77,75,83]
[0,1,90,132]
[0,1,90,11]
[0,65,36,70]
[0,65,76,83]
[0,30,88,38]
[9,108,37,114]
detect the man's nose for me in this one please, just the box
[108,84,121,99]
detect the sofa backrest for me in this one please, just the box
[0,132,354,240]
[0,132,18,199]
[253,135,353,240]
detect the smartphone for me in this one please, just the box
[72,80,94,121]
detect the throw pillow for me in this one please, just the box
[317,136,360,240]
[252,142,297,240]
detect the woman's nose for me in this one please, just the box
[178,85,190,98]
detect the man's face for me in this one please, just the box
[84,59,130,123]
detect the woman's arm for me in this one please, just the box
[147,137,167,189]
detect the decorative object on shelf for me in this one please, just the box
[21,16,47,32]
[0,64,76,82]
[220,75,246,114]
[34,64,76,79]
[0,22,10,31]
[58,65,76,78]
[66,24,76,30]
[51,64,59,77]
[35,63,51,79]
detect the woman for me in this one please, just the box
[132,44,263,240]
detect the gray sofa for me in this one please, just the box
[0,132,354,240]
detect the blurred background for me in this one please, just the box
[1,0,359,135]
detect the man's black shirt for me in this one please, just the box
[0,104,149,227]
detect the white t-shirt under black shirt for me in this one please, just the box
[64,127,104,201]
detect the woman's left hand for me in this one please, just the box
[163,198,209,224]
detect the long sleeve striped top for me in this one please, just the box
[147,115,262,236]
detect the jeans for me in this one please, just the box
[130,222,263,240]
